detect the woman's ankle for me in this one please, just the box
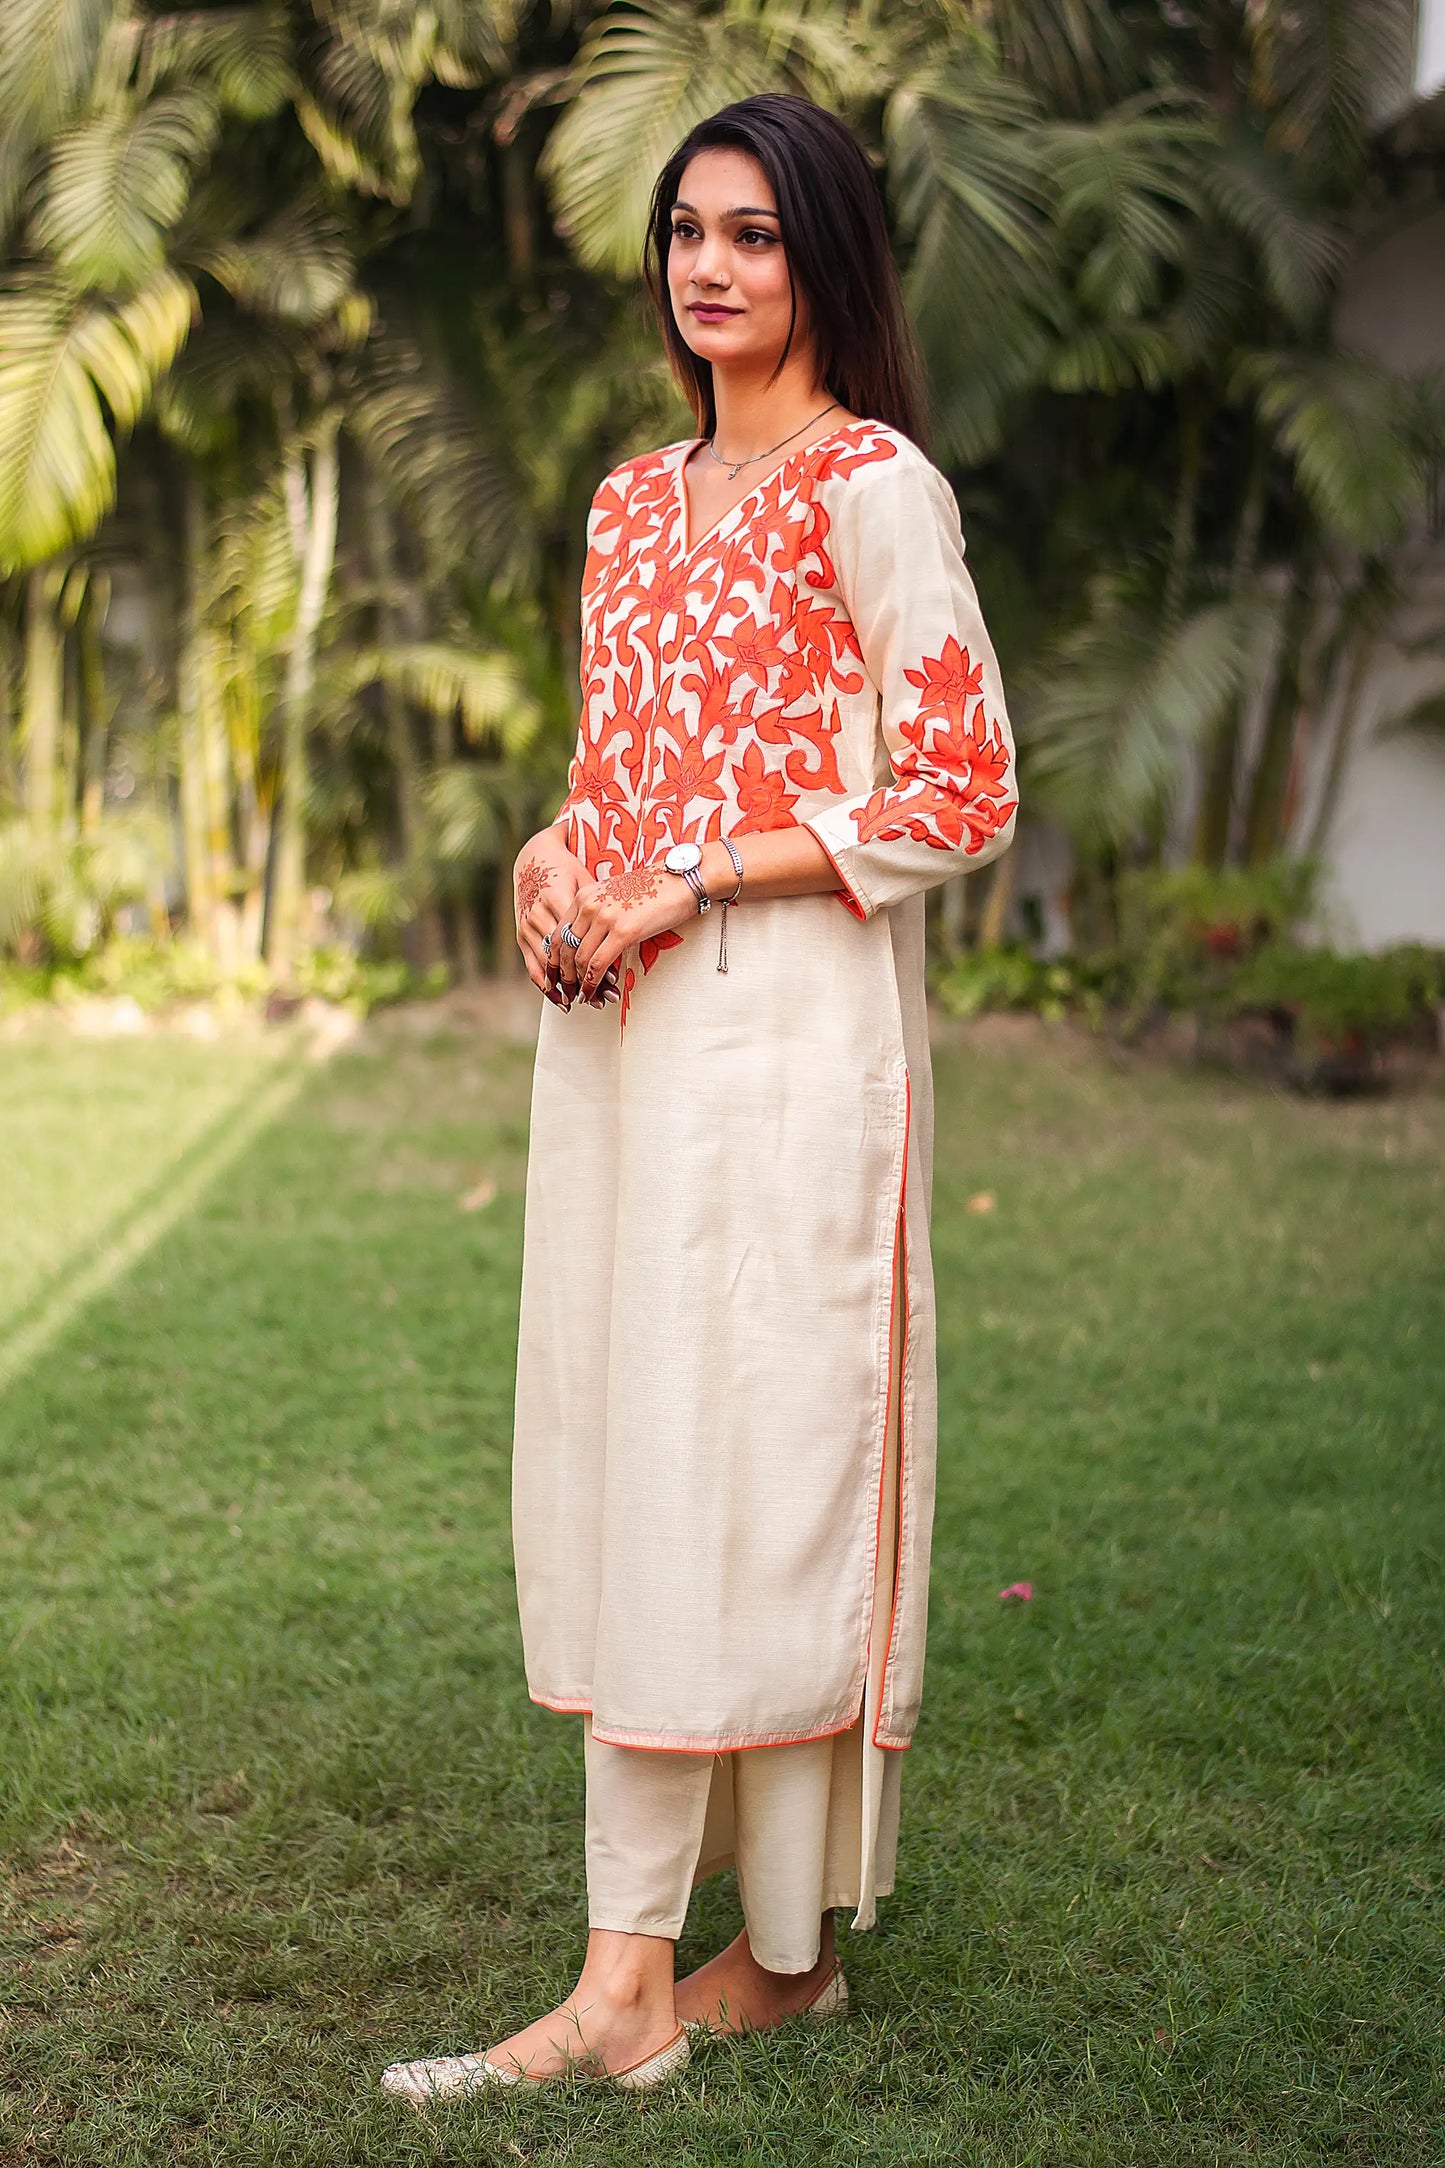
[578,1927,676,2010]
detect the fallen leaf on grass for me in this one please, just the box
[966,1192,995,1214]
[998,1581,1033,1602]
[458,1176,498,1212]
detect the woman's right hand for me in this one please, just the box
[514,823,590,1003]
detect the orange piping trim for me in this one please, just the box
[872,1073,912,1752]
[802,819,870,921]
[530,1691,867,1754]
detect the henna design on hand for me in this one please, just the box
[598,865,665,907]
[516,859,552,917]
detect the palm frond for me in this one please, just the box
[983,0,1140,113]
[1233,349,1426,550]
[153,309,295,451]
[132,6,293,120]
[1041,97,1209,318]
[352,643,542,756]
[885,64,1057,462]
[349,324,527,584]
[1249,0,1415,185]
[197,192,356,324]
[0,269,194,571]
[540,0,790,277]
[1196,131,1344,331]
[1047,322,1173,394]
[1024,587,1270,845]
[33,90,218,291]
[425,759,531,868]
[0,0,115,174]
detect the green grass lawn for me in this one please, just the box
[2,1015,1442,2166]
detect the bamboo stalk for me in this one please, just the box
[269,413,341,978]
[21,565,66,838]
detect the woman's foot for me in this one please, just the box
[675,1916,839,2036]
[483,1928,679,2082]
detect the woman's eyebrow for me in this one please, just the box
[671,200,780,219]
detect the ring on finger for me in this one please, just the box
[557,924,582,950]
[541,930,552,955]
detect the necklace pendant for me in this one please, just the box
[727,461,743,479]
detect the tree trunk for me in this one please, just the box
[1243,570,1315,866]
[1194,437,1269,865]
[78,580,109,839]
[939,872,969,957]
[21,565,66,838]
[978,847,1016,948]
[1302,612,1380,863]
[493,836,522,975]
[177,472,216,951]
[0,604,21,813]
[268,414,341,979]
[453,893,482,981]
[1163,395,1205,631]
[363,470,443,966]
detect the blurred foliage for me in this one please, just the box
[0,0,1440,992]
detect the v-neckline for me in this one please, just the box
[670,417,867,566]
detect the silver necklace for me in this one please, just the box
[705,401,842,481]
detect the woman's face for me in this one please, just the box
[666,148,803,372]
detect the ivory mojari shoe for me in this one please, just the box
[681,1958,849,2040]
[380,2023,691,2105]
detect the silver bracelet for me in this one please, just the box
[717,836,744,974]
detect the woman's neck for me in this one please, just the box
[707,362,838,462]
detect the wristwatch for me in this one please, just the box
[663,840,711,914]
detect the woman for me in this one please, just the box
[382,90,1016,2103]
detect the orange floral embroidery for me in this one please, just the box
[849,635,1015,854]
[563,419,1012,1033]
[638,928,684,974]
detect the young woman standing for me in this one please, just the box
[383,90,1017,2104]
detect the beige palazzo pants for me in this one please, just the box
[581,1241,906,1974]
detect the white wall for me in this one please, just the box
[1320,206,1445,949]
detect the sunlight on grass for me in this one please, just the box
[0,1033,294,1341]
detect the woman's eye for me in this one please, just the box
[738,228,776,246]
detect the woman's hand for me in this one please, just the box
[514,825,590,1003]
[554,862,697,1000]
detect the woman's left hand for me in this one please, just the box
[556,863,697,999]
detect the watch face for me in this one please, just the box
[664,842,702,874]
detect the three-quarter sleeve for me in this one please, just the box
[803,450,1018,921]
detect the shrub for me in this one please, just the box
[1229,944,1436,1052]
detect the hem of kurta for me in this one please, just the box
[525,1059,918,1762]
[538,1701,874,1754]
[802,815,873,921]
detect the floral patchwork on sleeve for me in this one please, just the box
[803,450,1017,920]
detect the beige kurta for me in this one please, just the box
[511,417,1017,1769]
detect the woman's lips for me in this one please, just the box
[689,304,742,322]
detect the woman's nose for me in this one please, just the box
[693,228,731,286]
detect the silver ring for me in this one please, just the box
[558,924,582,950]
[541,931,552,954]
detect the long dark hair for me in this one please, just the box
[642,93,925,448]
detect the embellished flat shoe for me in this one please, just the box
[380,2023,690,2105]
[681,1959,849,2040]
